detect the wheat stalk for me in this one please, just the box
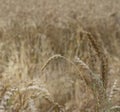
[83,31,108,89]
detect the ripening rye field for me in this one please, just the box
[0,0,120,112]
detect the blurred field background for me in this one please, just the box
[0,0,120,112]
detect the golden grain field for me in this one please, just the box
[0,0,120,112]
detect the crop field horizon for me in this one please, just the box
[0,0,120,112]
